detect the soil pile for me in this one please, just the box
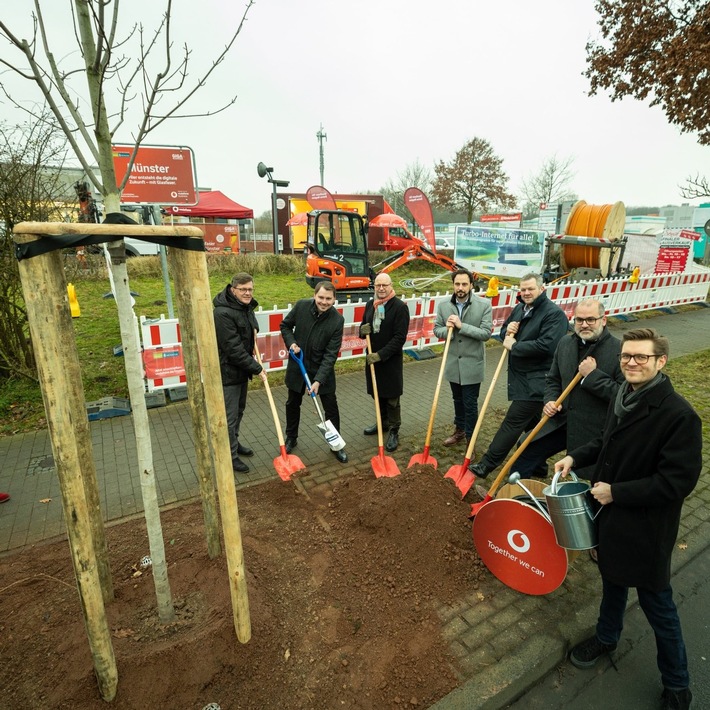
[0,465,488,709]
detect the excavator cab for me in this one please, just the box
[304,210,373,298]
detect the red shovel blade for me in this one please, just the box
[408,445,437,470]
[444,457,476,496]
[371,447,400,478]
[274,445,306,481]
[469,493,494,518]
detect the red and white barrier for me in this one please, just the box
[140,269,710,390]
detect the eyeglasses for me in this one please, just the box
[619,353,658,364]
[234,287,254,293]
[374,283,391,289]
[573,316,602,325]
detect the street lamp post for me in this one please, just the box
[257,162,289,254]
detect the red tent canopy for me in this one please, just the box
[168,190,253,219]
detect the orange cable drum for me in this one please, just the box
[562,201,625,276]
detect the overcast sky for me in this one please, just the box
[2,0,709,217]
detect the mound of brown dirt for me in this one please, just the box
[0,465,488,709]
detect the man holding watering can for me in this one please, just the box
[555,328,702,710]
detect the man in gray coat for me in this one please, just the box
[433,270,492,446]
[513,298,624,478]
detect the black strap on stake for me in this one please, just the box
[14,212,205,261]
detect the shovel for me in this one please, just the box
[445,347,508,495]
[253,335,305,481]
[289,349,346,451]
[408,326,453,469]
[365,333,400,478]
[469,371,583,517]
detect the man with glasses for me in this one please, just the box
[468,272,569,479]
[512,298,623,479]
[359,273,411,452]
[281,281,348,463]
[556,328,701,710]
[213,273,267,474]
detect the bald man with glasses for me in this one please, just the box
[512,298,624,479]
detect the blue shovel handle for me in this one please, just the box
[289,349,316,397]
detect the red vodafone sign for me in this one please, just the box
[473,499,568,595]
[112,144,198,205]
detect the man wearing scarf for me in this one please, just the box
[359,274,410,452]
[513,298,624,479]
[556,329,701,710]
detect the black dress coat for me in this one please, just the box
[543,327,624,451]
[213,285,262,386]
[569,376,702,591]
[500,291,569,401]
[361,297,410,399]
[280,298,344,395]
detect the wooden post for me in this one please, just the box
[173,279,222,559]
[14,228,117,701]
[168,245,252,643]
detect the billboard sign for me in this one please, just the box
[454,225,546,277]
[112,144,198,205]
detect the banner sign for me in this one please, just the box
[306,185,337,211]
[404,187,436,253]
[654,229,694,274]
[480,212,522,224]
[142,345,185,380]
[454,226,546,277]
[472,499,568,595]
[113,144,198,205]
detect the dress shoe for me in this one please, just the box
[385,428,399,452]
[467,461,490,479]
[363,423,380,436]
[232,458,249,473]
[333,449,348,463]
[285,437,298,454]
[237,443,254,457]
[443,427,466,446]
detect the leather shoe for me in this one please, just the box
[232,457,249,473]
[363,423,379,436]
[385,428,399,452]
[333,449,348,463]
[467,461,490,479]
[237,443,254,457]
[285,437,297,454]
[443,427,466,446]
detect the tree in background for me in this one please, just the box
[0,116,68,382]
[519,155,577,218]
[431,138,516,224]
[381,159,432,216]
[585,1,710,198]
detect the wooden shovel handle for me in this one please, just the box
[253,333,286,447]
[365,333,385,448]
[486,371,584,499]
[423,327,454,448]
[464,347,508,461]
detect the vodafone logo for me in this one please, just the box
[507,529,531,553]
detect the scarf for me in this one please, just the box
[613,372,665,421]
[372,289,396,334]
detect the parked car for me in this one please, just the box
[434,238,454,250]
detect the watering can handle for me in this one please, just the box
[289,349,316,397]
[550,469,578,495]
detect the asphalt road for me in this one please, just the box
[506,537,710,709]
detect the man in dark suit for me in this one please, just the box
[514,298,624,478]
[556,328,702,710]
[359,273,410,452]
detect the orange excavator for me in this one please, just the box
[303,187,470,300]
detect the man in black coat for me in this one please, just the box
[514,298,624,478]
[213,273,267,474]
[280,281,348,463]
[359,273,411,452]
[469,273,569,479]
[556,328,702,710]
